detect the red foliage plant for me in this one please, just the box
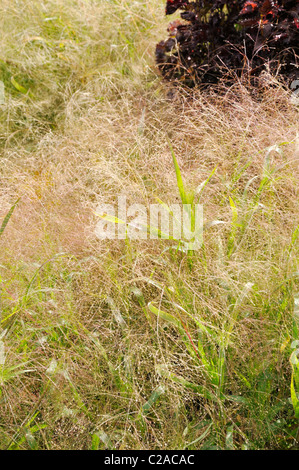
[156,1,299,86]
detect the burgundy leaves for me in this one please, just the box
[156,1,299,87]
[166,0,189,15]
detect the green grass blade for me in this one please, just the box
[156,365,219,402]
[0,198,20,237]
[168,141,192,205]
[141,385,165,414]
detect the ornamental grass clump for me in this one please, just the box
[156,1,299,86]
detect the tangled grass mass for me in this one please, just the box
[0,0,299,451]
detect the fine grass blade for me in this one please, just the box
[94,431,113,450]
[148,301,200,360]
[227,197,239,257]
[184,423,212,449]
[0,198,20,237]
[196,165,218,201]
[168,141,193,205]
[11,77,29,94]
[141,385,166,414]
[290,374,299,419]
[156,365,219,402]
